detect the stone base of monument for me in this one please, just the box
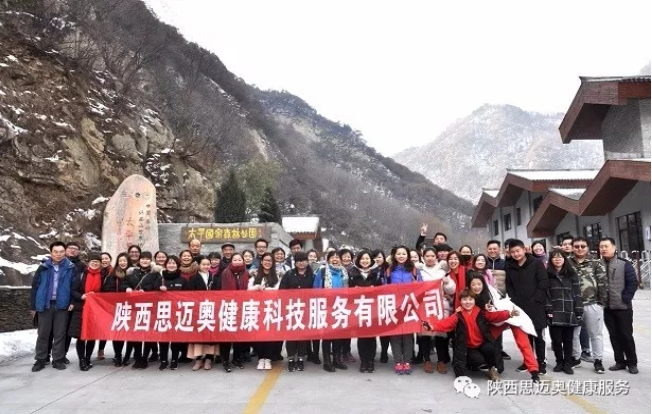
[158,222,293,255]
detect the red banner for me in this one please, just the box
[82,281,443,342]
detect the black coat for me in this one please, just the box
[546,267,583,327]
[69,270,103,338]
[154,271,187,291]
[131,267,159,292]
[279,268,314,290]
[101,273,138,293]
[187,272,214,291]
[452,310,498,377]
[348,267,383,288]
[505,254,549,330]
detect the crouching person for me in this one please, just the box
[425,289,517,381]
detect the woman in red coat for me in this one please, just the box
[213,252,249,372]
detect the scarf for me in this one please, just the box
[221,265,248,290]
[180,261,199,276]
[324,265,348,289]
[84,267,102,294]
[208,264,220,277]
[114,266,127,279]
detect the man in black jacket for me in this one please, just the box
[599,237,639,374]
[506,239,549,374]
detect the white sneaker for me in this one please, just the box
[257,359,265,370]
[264,359,272,370]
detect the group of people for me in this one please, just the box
[30,227,640,384]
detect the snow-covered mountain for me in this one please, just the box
[393,104,605,202]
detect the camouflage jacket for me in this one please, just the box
[569,256,607,306]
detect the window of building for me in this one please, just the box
[504,213,512,231]
[516,207,522,226]
[532,196,543,213]
[583,222,602,252]
[617,211,644,253]
[493,220,499,236]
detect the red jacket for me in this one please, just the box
[431,307,510,347]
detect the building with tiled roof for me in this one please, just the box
[473,75,651,253]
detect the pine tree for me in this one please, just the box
[214,168,247,223]
[258,186,282,224]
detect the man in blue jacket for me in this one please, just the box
[30,241,76,372]
[599,237,639,374]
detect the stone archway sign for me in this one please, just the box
[102,174,159,262]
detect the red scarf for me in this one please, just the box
[220,264,249,290]
[450,266,466,309]
[84,267,102,294]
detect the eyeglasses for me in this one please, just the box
[573,245,587,249]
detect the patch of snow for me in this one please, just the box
[5,55,18,62]
[0,256,39,274]
[0,63,8,68]
[8,105,25,116]
[0,90,5,96]
[44,154,61,162]
[39,229,58,240]
[10,245,20,249]
[0,235,10,242]
[160,164,171,171]
[12,233,26,241]
[0,329,37,364]
[160,148,173,154]
[85,232,102,250]
[0,115,27,135]
[91,196,109,206]
[53,121,75,130]
[27,237,47,250]
[31,254,48,261]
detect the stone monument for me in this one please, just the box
[102,174,159,261]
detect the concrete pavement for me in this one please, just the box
[1,293,649,414]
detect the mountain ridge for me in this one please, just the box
[393,103,605,202]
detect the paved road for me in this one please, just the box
[1,292,649,414]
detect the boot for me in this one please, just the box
[79,359,89,372]
[333,355,348,370]
[367,361,375,373]
[85,357,93,369]
[322,355,335,372]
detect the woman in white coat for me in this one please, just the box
[417,248,456,374]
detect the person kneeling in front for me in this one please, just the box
[425,289,518,381]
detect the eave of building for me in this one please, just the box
[559,76,651,144]
[471,170,598,228]
[527,159,651,237]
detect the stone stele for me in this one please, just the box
[102,174,159,262]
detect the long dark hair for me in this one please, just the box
[354,250,373,269]
[547,249,574,277]
[466,271,491,308]
[253,253,278,287]
[471,254,488,272]
[390,245,415,272]
[371,249,387,270]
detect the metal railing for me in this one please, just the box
[618,250,651,289]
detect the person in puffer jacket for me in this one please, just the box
[546,249,582,375]
[384,245,422,375]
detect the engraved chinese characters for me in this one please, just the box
[102,175,159,262]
